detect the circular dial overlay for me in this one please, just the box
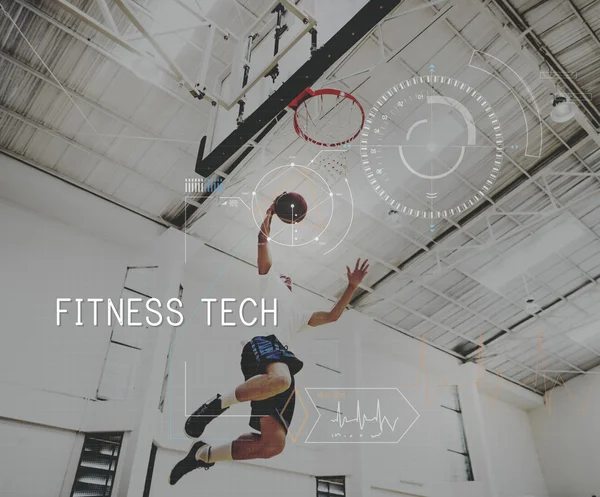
[362,75,504,219]
[251,163,335,248]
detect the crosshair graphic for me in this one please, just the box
[362,75,504,219]
[250,163,335,247]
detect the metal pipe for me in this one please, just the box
[272,3,286,56]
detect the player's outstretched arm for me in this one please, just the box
[308,258,369,327]
[258,202,276,275]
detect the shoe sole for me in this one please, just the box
[168,441,209,485]
[184,416,212,439]
[184,421,204,439]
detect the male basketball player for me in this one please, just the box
[169,200,369,484]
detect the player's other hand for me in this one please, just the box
[346,258,369,289]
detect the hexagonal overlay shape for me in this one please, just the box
[304,388,420,444]
[278,388,310,444]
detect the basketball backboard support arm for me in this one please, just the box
[226,0,316,106]
[49,0,315,109]
[195,0,405,178]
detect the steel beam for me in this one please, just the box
[0,103,183,199]
[12,0,203,110]
[0,147,171,228]
[96,0,119,34]
[51,0,131,49]
[476,0,600,128]
[112,0,202,100]
[0,49,224,182]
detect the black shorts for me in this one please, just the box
[240,335,304,433]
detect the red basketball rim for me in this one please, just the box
[292,88,365,147]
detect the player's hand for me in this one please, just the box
[346,258,369,289]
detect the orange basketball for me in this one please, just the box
[274,192,308,224]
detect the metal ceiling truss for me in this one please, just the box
[349,52,598,312]
[428,178,600,367]
[6,0,598,391]
[11,0,203,109]
[182,0,600,389]
[366,31,599,251]
[0,49,222,177]
[325,0,600,384]
[454,0,600,345]
[250,181,599,379]
[471,268,600,360]
[0,145,173,228]
[49,0,316,110]
[208,1,600,384]
[471,0,600,128]
[245,175,598,376]
[468,299,600,392]
[0,102,184,200]
[48,0,227,105]
[563,0,600,54]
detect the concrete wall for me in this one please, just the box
[529,366,600,497]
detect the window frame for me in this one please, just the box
[70,432,124,497]
[316,475,346,497]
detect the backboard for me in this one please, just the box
[195,0,404,178]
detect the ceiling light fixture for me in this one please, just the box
[469,213,592,293]
[567,319,600,344]
[550,92,575,123]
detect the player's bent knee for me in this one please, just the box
[266,363,292,393]
[272,371,292,392]
[260,439,285,459]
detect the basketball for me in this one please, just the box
[274,192,308,224]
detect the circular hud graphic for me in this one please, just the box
[362,75,504,219]
[251,163,335,248]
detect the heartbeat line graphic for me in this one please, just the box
[331,400,400,438]
[411,330,597,415]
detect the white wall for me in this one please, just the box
[481,394,548,497]
[0,154,165,399]
[529,366,600,497]
[0,196,131,398]
[0,154,165,497]
[0,419,79,497]
[360,341,460,491]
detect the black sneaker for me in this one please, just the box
[185,394,229,438]
[169,441,213,485]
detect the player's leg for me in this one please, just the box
[196,414,286,462]
[185,361,291,438]
[232,415,286,460]
[235,361,291,402]
[185,335,301,438]
[169,416,287,485]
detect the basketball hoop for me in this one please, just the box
[289,88,365,147]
